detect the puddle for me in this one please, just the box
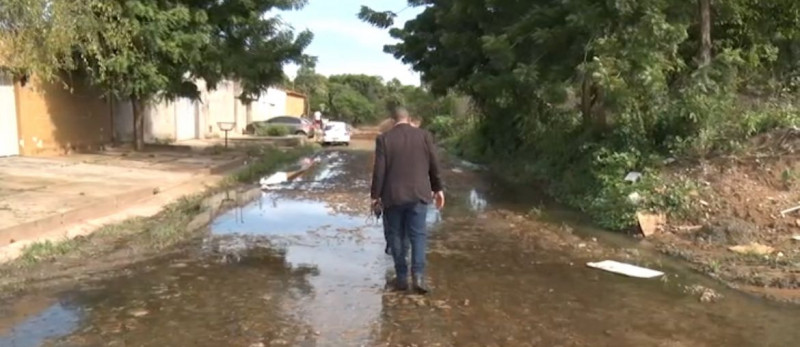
[0,301,82,347]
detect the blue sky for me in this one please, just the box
[279,0,423,86]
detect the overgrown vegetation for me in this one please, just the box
[361,0,800,230]
[16,145,314,265]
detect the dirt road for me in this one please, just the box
[1,145,799,346]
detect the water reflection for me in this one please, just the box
[208,191,388,345]
[469,189,488,212]
[0,301,82,347]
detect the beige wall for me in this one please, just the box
[286,93,306,117]
[15,77,111,156]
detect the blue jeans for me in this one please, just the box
[384,202,429,279]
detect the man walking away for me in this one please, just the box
[371,107,445,294]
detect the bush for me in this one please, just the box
[255,125,290,137]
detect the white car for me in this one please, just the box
[322,121,351,146]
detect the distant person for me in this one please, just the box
[371,107,444,294]
[313,111,322,129]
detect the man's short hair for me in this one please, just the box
[390,106,410,121]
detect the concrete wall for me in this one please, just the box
[286,92,306,117]
[15,76,112,156]
[113,80,255,141]
[252,87,287,121]
[114,98,180,143]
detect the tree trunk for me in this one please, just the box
[131,97,145,151]
[698,0,712,65]
[580,75,593,127]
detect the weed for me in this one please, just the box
[781,168,797,189]
[20,239,82,264]
[255,125,290,137]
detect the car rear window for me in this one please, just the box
[325,123,347,131]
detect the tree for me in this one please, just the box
[292,60,329,113]
[698,0,712,65]
[0,0,118,79]
[327,82,376,125]
[78,0,312,150]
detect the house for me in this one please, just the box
[113,82,304,143]
[285,90,308,117]
[0,73,301,157]
[113,80,251,142]
[0,73,112,157]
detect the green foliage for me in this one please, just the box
[328,82,377,125]
[19,239,81,264]
[289,64,461,126]
[7,0,312,149]
[254,125,290,137]
[362,0,800,230]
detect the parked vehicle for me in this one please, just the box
[322,121,351,146]
[244,116,315,137]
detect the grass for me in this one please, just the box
[15,145,316,265]
[19,239,82,264]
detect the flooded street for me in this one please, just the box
[2,148,800,346]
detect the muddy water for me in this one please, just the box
[2,149,800,346]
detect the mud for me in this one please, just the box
[654,135,800,300]
[2,149,800,346]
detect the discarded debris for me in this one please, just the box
[677,225,703,232]
[728,243,775,255]
[637,212,666,237]
[128,308,149,317]
[780,204,800,217]
[460,160,485,171]
[451,168,464,174]
[627,192,642,204]
[624,172,642,183]
[586,260,664,279]
[260,172,289,188]
[792,235,800,241]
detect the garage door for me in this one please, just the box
[175,97,197,140]
[0,74,19,157]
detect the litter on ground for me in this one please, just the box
[260,172,289,188]
[624,171,642,183]
[728,243,774,255]
[587,260,664,279]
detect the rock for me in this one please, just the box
[728,243,775,255]
[698,218,757,245]
[637,212,666,237]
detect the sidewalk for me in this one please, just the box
[0,149,246,262]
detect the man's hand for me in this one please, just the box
[371,198,382,217]
[433,191,445,210]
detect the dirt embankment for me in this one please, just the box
[652,128,800,302]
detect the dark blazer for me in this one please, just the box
[370,123,443,208]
